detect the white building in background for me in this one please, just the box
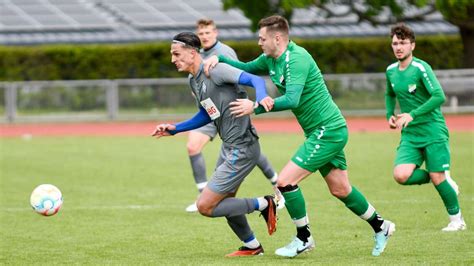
[0,0,458,45]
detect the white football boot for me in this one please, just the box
[372,220,396,256]
[442,214,466,232]
[185,202,198,212]
[275,236,315,257]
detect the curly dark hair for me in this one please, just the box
[390,23,415,43]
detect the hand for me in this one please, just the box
[388,115,397,129]
[229,99,255,117]
[151,123,176,139]
[395,113,413,128]
[203,55,219,77]
[259,96,274,112]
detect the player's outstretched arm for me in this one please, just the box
[151,107,211,138]
[151,123,175,139]
[253,84,304,115]
[204,54,267,77]
[229,97,273,117]
[230,86,304,117]
[237,72,274,111]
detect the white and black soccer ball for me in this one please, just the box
[30,184,63,216]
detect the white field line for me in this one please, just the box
[4,204,167,212]
[5,197,472,212]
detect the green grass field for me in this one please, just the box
[1,132,473,265]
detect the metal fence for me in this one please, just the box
[1,69,473,123]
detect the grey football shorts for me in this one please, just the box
[192,122,218,141]
[207,141,260,194]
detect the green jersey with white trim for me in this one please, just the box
[220,41,345,136]
[385,57,448,144]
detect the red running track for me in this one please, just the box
[0,115,473,137]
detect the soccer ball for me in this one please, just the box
[30,184,63,216]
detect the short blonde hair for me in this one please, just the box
[196,18,216,29]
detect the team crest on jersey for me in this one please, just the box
[201,83,207,94]
[408,84,416,94]
[280,75,285,85]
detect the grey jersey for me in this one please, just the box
[189,63,258,147]
[200,41,237,60]
[191,42,238,111]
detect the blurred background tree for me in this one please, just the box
[222,0,474,68]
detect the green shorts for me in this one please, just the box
[395,140,451,172]
[291,125,348,177]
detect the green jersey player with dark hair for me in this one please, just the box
[205,15,395,257]
[385,23,465,231]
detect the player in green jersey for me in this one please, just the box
[205,15,394,257]
[385,23,465,231]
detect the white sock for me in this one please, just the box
[244,238,260,249]
[270,173,278,185]
[449,211,462,222]
[196,182,207,191]
[257,197,268,211]
[293,216,309,227]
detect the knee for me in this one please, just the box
[393,168,412,184]
[186,141,202,155]
[196,200,213,217]
[429,172,444,185]
[326,169,351,198]
[329,185,351,198]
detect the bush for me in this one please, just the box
[0,35,462,81]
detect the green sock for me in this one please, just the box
[435,180,460,215]
[339,186,369,216]
[340,186,385,233]
[404,169,431,185]
[282,187,307,220]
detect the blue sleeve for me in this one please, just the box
[168,107,212,135]
[238,72,267,102]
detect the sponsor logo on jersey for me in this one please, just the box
[200,98,220,120]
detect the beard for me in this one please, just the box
[398,52,411,62]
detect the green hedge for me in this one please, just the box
[0,35,462,81]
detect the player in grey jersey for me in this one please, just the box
[184,19,283,212]
[151,32,277,257]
